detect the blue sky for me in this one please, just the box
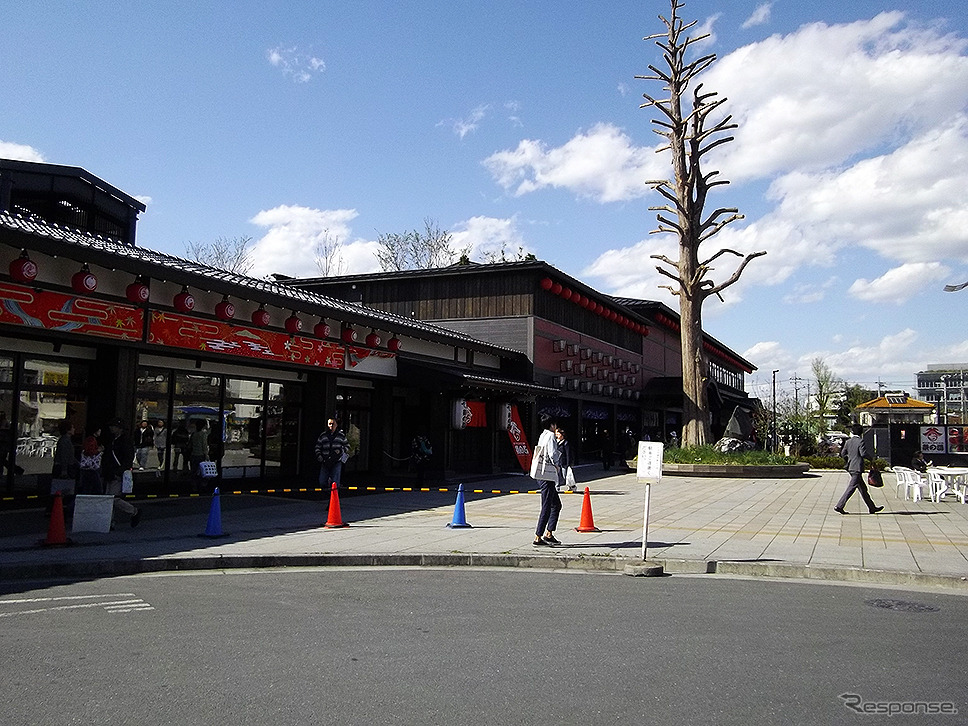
[4,0,968,405]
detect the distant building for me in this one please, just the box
[855,392,935,426]
[915,364,968,424]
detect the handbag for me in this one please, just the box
[530,445,559,483]
[121,469,134,493]
[565,466,577,491]
[867,467,884,488]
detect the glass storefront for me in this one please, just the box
[134,366,302,488]
[1,354,89,492]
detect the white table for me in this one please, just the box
[927,467,968,503]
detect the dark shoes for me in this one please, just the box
[532,538,551,547]
[130,509,142,528]
[869,506,884,514]
[542,535,561,545]
[833,507,847,514]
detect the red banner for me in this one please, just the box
[0,282,144,340]
[506,404,532,473]
[148,311,346,369]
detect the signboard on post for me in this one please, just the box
[636,441,664,561]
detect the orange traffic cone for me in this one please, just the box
[42,491,71,546]
[323,482,349,528]
[574,486,601,533]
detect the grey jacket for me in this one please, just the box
[840,435,869,473]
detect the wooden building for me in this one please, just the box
[289,261,757,461]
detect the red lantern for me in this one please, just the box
[71,264,97,294]
[284,313,302,334]
[540,277,553,290]
[594,303,604,315]
[314,320,332,338]
[251,305,271,327]
[551,283,563,295]
[387,337,402,352]
[173,287,195,313]
[365,332,381,347]
[215,296,235,321]
[9,250,37,283]
[341,325,358,343]
[126,278,149,304]
[560,287,572,301]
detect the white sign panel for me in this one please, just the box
[636,441,664,481]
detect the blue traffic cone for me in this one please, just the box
[200,487,228,538]
[446,484,472,528]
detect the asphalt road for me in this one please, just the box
[1,570,965,725]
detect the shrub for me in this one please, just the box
[661,445,799,466]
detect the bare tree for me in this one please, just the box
[313,229,346,277]
[638,0,766,446]
[185,236,254,275]
[811,357,842,434]
[375,218,467,271]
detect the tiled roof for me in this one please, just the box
[856,396,934,410]
[0,212,523,356]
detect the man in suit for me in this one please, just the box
[835,423,883,515]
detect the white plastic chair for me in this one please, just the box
[892,467,910,499]
[926,471,948,503]
[908,470,929,502]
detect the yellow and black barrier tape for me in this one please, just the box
[2,484,581,503]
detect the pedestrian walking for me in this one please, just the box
[103,418,141,527]
[78,427,104,495]
[411,433,432,485]
[531,417,562,546]
[315,416,349,488]
[834,423,883,515]
[555,426,576,493]
[189,419,210,491]
[171,420,191,474]
[153,419,167,470]
[135,420,153,470]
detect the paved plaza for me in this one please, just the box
[2,467,967,588]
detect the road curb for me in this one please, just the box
[660,558,968,590]
[1,553,963,589]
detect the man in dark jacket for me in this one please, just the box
[834,423,883,515]
[103,418,142,527]
[315,417,349,488]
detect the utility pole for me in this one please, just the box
[790,374,803,416]
[772,369,779,453]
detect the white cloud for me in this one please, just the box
[0,141,44,162]
[247,205,380,278]
[483,122,665,202]
[267,45,326,83]
[742,3,773,29]
[439,104,491,139]
[704,12,968,180]
[848,262,950,303]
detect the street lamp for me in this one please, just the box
[772,369,779,453]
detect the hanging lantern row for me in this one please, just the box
[653,312,681,332]
[703,341,751,373]
[6,253,404,351]
[539,277,648,336]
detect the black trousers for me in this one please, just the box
[535,480,562,536]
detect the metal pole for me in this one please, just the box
[641,481,651,561]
